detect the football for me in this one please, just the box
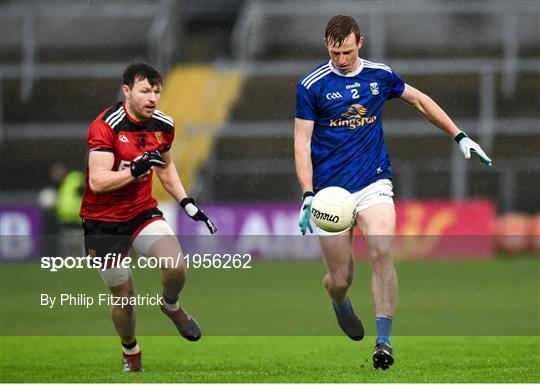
[311,186,357,232]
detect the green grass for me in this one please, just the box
[1,259,539,336]
[1,336,539,382]
[1,258,539,382]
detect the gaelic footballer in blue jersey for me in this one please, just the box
[296,58,403,193]
[294,15,492,371]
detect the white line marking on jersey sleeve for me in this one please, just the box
[301,65,330,87]
[109,112,126,129]
[153,115,174,127]
[105,107,124,125]
[153,110,174,125]
[305,68,332,89]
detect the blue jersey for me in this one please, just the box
[296,59,405,193]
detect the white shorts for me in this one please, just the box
[98,219,176,287]
[316,179,394,237]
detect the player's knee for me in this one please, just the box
[113,298,135,313]
[334,278,352,292]
[109,286,135,313]
[162,264,186,280]
[368,243,392,262]
[110,284,134,299]
[328,272,353,291]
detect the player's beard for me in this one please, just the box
[141,105,155,119]
[134,108,148,121]
[127,102,153,121]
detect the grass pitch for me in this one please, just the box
[1,258,539,382]
[1,336,539,382]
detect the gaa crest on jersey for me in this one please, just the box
[155,131,162,144]
[370,82,380,95]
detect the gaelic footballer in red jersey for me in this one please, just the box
[80,63,217,372]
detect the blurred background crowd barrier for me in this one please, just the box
[0,0,538,259]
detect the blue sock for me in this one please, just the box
[333,297,353,316]
[375,316,393,345]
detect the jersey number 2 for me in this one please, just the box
[351,89,359,99]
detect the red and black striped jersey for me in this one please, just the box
[80,102,175,222]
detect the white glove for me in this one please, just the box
[454,132,493,167]
[298,192,314,235]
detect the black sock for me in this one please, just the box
[163,294,178,305]
[122,340,137,350]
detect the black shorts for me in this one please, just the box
[82,208,163,260]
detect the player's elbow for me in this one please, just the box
[154,167,170,185]
[409,91,432,116]
[294,147,310,166]
[294,139,311,156]
[88,176,105,194]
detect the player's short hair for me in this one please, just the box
[325,15,361,47]
[122,62,162,88]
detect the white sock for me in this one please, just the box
[122,343,140,355]
[163,299,180,312]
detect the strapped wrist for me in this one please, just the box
[181,197,199,217]
[302,191,314,201]
[180,197,195,208]
[454,131,468,143]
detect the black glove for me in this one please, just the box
[180,197,217,234]
[130,151,166,178]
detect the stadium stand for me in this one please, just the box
[151,65,244,200]
[0,0,538,214]
[195,0,540,213]
[0,0,243,194]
